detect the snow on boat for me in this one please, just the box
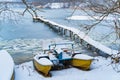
[33,54,53,77]
[48,42,74,68]
[33,42,94,76]
[0,50,14,80]
[49,42,94,70]
[72,54,94,70]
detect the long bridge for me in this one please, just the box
[33,17,119,57]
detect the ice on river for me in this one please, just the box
[0,38,84,64]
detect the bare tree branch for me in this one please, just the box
[22,0,42,19]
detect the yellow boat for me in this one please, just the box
[0,50,15,80]
[33,54,53,77]
[72,54,93,70]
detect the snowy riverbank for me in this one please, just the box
[67,15,115,20]
[15,56,120,80]
[6,38,119,80]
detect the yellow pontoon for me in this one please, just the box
[33,54,53,77]
[72,54,93,70]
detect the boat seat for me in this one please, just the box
[49,49,59,58]
[48,53,59,65]
[72,53,82,57]
[53,50,58,55]
[38,56,49,60]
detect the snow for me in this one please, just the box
[73,54,94,60]
[37,58,53,66]
[34,54,53,66]
[15,56,120,80]
[62,52,71,59]
[50,3,63,9]
[0,50,14,80]
[67,15,115,20]
[48,54,58,61]
[45,3,64,9]
[48,54,59,65]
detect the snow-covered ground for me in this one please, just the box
[67,15,115,20]
[15,56,120,80]
[45,3,65,9]
[2,38,115,80]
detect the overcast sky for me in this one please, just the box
[0,0,14,1]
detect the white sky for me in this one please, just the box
[0,0,13,1]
